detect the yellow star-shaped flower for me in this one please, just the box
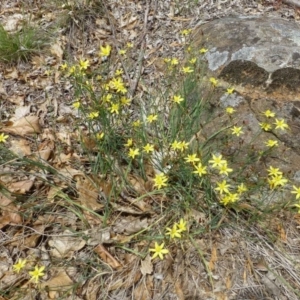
[99,45,111,57]
[173,95,184,104]
[29,265,45,283]
[263,109,275,118]
[13,259,27,273]
[153,173,168,189]
[143,143,154,153]
[0,133,9,143]
[185,154,200,163]
[149,242,169,260]
[128,148,140,159]
[291,186,300,199]
[274,118,289,131]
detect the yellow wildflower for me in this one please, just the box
[226,107,236,114]
[173,95,184,104]
[259,122,272,131]
[29,265,45,284]
[124,139,133,147]
[268,174,288,189]
[133,120,141,127]
[128,148,140,159]
[209,154,227,168]
[110,103,120,114]
[170,58,179,66]
[182,66,193,73]
[199,48,208,54]
[146,114,158,123]
[274,118,289,131]
[189,58,197,64]
[193,162,207,176]
[166,224,181,239]
[153,173,168,189]
[115,69,123,76]
[99,45,111,57]
[0,133,9,143]
[143,143,154,153]
[226,88,234,94]
[291,186,300,199]
[96,132,104,140]
[267,166,282,177]
[88,111,99,119]
[180,29,192,36]
[149,242,169,260]
[177,219,187,232]
[79,59,90,70]
[178,141,189,151]
[72,101,80,109]
[237,183,247,194]
[209,77,218,86]
[263,109,275,118]
[13,259,27,273]
[218,163,233,176]
[215,180,230,195]
[231,126,243,137]
[185,154,200,163]
[265,139,278,147]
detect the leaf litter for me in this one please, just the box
[0,0,300,299]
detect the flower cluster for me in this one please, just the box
[267,166,288,189]
[149,219,187,260]
[208,154,248,205]
[12,259,45,283]
[259,109,289,132]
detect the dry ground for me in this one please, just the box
[1,0,300,299]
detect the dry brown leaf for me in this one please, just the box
[140,254,153,276]
[41,269,74,297]
[2,116,41,136]
[75,175,104,211]
[4,68,18,79]
[94,244,121,269]
[35,139,55,161]
[114,217,149,235]
[7,94,25,105]
[48,230,86,258]
[225,274,232,289]
[0,82,7,96]
[9,139,31,157]
[133,276,153,300]
[277,223,287,243]
[124,196,153,213]
[59,166,84,180]
[209,244,218,272]
[7,179,34,194]
[14,105,31,119]
[175,281,185,300]
[84,227,111,246]
[0,194,22,229]
[3,13,23,31]
[108,261,142,291]
[111,202,148,215]
[50,42,64,62]
[128,174,148,194]
[81,277,101,300]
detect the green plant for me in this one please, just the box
[0,23,48,63]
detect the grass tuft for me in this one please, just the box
[0,23,49,63]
